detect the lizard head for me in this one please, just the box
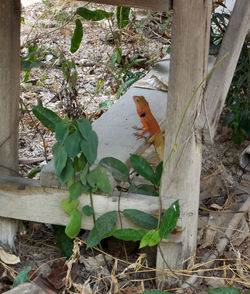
[132,96,149,108]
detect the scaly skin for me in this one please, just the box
[133,96,164,161]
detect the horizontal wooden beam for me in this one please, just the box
[85,0,171,12]
[0,176,181,243]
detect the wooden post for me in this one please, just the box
[203,0,250,139]
[157,0,212,278]
[0,0,21,247]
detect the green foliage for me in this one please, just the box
[210,4,249,144]
[13,267,31,287]
[76,7,113,21]
[33,106,178,249]
[86,211,117,248]
[208,287,241,294]
[53,225,74,258]
[116,7,130,29]
[70,19,83,53]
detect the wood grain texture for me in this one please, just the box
[85,0,171,12]
[158,0,212,273]
[0,175,182,243]
[0,0,20,175]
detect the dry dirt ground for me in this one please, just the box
[0,1,249,293]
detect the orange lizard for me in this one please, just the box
[133,95,164,161]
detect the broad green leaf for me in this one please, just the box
[97,169,112,194]
[53,225,73,259]
[113,228,147,241]
[123,209,158,230]
[77,7,113,21]
[116,7,130,29]
[21,60,43,71]
[77,118,92,140]
[55,122,69,143]
[74,154,87,173]
[70,19,83,53]
[130,154,157,184]
[13,266,31,287]
[80,131,98,164]
[87,166,100,188]
[208,287,241,294]
[159,200,180,239]
[28,166,43,178]
[52,142,68,176]
[64,130,82,158]
[58,158,74,186]
[80,162,89,185]
[82,205,94,216]
[65,208,83,238]
[61,198,80,215]
[98,100,112,111]
[87,211,117,248]
[100,157,129,182]
[128,183,158,196]
[33,106,61,132]
[69,181,84,200]
[139,229,161,248]
[155,162,163,186]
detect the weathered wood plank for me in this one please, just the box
[203,0,250,140]
[158,0,212,274]
[84,0,171,12]
[0,0,20,175]
[0,176,181,243]
[0,0,21,247]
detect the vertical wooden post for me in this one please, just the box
[157,0,212,278]
[0,0,21,247]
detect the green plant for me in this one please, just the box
[32,105,179,252]
[210,3,250,144]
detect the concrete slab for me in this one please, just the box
[40,60,169,187]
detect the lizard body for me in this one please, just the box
[133,95,164,161]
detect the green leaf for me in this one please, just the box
[77,118,92,140]
[208,287,241,294]
[130,154,157,185]
[58,157,74,186]
[74,154,87,173]
[87,211,117,248]
[123,209,158,230]
[53,225,73,259]
[27,166,43,178]
[100,157,129,182]
[55,122,69,143]
[159,200,180,239]
[52,142,68,176]
[97,169,112,194]
[77,7,113,21]
[61,198,80,215]
[65,208,83,238]
[116,7,130,29]
[21,60,43,71]
[113,228,147,241]
[87,166,99,188]
[69,181,84,200]
[80,131,98,164]
[155,162,163,186]
[33,106,61,132]
[128,183,158,196]
[64,130,82,158]
[139,229,161,248]
[70,19,83,53]
[13,266,31,287]
[98,100,113,111]
[82,205,94,216]
[80,162,89,185]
